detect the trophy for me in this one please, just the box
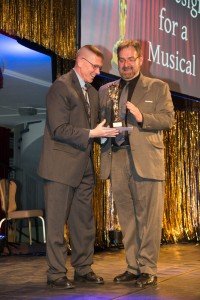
[108,83,121,125]
[108,83,132,132]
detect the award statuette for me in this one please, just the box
[108,82,122,127]
[108,82,133,132]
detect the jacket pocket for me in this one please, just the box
[53,141,80,155]
[146,135,164,149]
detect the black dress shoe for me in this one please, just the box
[74,271,104,284]
[136,273,157,287]
[47,276,75,289]
[114,271,139,283]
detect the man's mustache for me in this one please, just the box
[122,66,133,71]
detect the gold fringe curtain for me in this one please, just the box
[0,0,77,59]
[163,108,200,243]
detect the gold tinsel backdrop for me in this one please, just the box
[0,0,199,246]
[0,0,77,58]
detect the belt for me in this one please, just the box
[112,145,130,152]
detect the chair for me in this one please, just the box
[0,178,46,245]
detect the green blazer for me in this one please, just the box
[99,73,175,181]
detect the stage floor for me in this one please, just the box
[0,243,199,299]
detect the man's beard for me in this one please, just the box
[120,67,135,79]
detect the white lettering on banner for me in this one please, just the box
[174,0,200,18]
[159,8,178,36]
[148,41,196,76]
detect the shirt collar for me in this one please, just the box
[73,68,86,88]
[120,72,140,87]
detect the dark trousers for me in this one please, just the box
[44,158,95,281]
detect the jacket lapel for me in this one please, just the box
[71,70,91,127]
[130,74,148,106]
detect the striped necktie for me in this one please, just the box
[82,84,91,122]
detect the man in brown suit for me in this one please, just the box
[38,45,118,289]
[99,40,175,287]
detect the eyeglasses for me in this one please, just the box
[118,56,140,64]
[82,57,102,71]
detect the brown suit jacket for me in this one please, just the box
[99,73,175,181]
[38,69,99,187]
